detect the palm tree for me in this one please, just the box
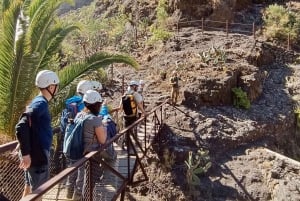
[0,0,138,136]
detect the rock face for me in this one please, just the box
[58,0,93,15]
[90,1,300,200]
[182,69,238,107]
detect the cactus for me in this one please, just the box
[185,150,211,190]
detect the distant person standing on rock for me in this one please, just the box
[169,70,182,105]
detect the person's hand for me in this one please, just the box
[103,98,107,105]
[19,155,31,170]
[141,112,146,118]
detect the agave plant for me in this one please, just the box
[0,0,138,136]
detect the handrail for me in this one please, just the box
[0,140,18,153]
[166,102,194,120]
[19,98,170,201]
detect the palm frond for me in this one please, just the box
[38,24,79,69]
[26,0,72,53]
[50,53,138,123]
[58,52,139,89]
[2,0,11,12]
[0,1,23,133]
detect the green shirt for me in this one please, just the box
[170,76,180,88]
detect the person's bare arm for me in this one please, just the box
[137,102,146,117]
[95,125,107,144]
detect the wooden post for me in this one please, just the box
[253,22,256,40]
[122,75,125,95]
[201,18,204,35]
[110,64,114,84]
[287,33,290,51]
[226,20,228,37]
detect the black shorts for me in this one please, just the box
[123,116,137,127]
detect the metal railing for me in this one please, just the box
[0,99,169,201]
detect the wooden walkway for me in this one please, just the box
[42,120,155,201]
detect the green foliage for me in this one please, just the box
[185,150,211,190]
[0,0,139,136]
[294,108,300,128]
[263,4,300,42]
[148,0,172,44]
[160,70,167,80]
[232,87,251,109]
[156,0,168,23]
[197,45,227,65]
[0,0,78,135]
[148,27,172,44]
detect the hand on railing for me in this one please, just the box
[19,154,31,170]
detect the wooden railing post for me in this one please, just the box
[122,75,125,94]
[201,18,204,35]
[253,22,256,40]
[226,20,228,37]
[287,33,290,50]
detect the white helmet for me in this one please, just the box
[77,80,93,94]
[129,80,138,86]
[90,81,102,91]
[83,90,103,104]
[35,70,59,88]
[139,80,145,85]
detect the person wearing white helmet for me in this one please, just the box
[17,70,59,195]
[137,80,146,118]
[76,80,93,96]
[70,90,107,200]
[63,80,101,199]
[61,80,96,135]
[138,79,145,95]
[118,80,146,150]
[90,80,103,91]
[123,80,145,117]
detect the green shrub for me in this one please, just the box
[232,87,251,109]
[148,0,172,44]
[263,4,300,42]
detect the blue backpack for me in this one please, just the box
[106,117,117,139]
[60,95,84,134]
[63,113,93,160]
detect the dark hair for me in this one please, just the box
[84,102,102,116]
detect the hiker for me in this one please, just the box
[61,80,100,134]
[90,80,103,92]
[118,80,146,150]
[73,90,107,200]
[169,70,182,105]
[16,70,59,197]
[138,80,146,118]
[62,80,102,199]
[138,79,145,95]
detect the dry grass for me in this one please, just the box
[0,134,13,144]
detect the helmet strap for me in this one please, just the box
[46,85,57,100]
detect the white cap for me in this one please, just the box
[35,70,59,88]
[77,80,93,94]
[129,80,138,86]
[83,90,103,104]
[90,81,102,91]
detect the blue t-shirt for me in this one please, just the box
[30,96,52,151]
